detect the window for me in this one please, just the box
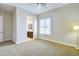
[39,17,51,35]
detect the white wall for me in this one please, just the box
[16,8,27,43]
[12,7,37,44]
[0,6,37,43]
[0,10,12,41]
[12,8,17,42]
[27,16,33,32]
[33,16,38,39]
[16,8,37,43]
[38,4,79,48]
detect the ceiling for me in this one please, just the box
[0,3,69,14]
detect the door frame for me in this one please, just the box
[0,16,3,42]
[26,16,37,40]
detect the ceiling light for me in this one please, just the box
[36,3,47,9]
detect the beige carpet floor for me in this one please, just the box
[0,39,79,56]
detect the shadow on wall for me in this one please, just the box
[57,21,79,48]
[63,20,79,46]
[64,31,77,47]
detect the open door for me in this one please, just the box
[0,16,3,42]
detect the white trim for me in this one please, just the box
[15,40,27,44]
[74,46,79,49]
[38,37,76,48]
[12,39,34,44]
[12,39,16,44]
[0,39,12,42]
[75,48,79,49]
[0,40,3,42]
[3,39,11,41]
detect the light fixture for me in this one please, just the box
[73,25,79,31]
[36,3,47,9]
[73,25,79,48]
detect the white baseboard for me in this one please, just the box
[12,39,16,44]
[38,37,75,48]
[15,40,27,44]
[0,40,3,42]
[3,39,11,41]
[0,39,12,42]
[75,48,79,49]
[12,39,34,44]
[12,39,27,44]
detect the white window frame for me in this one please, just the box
[39,17,51,35]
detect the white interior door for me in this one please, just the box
[0,16,3,42]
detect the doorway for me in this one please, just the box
[26,16,34,40]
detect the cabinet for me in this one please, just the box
[27,31,33,38]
